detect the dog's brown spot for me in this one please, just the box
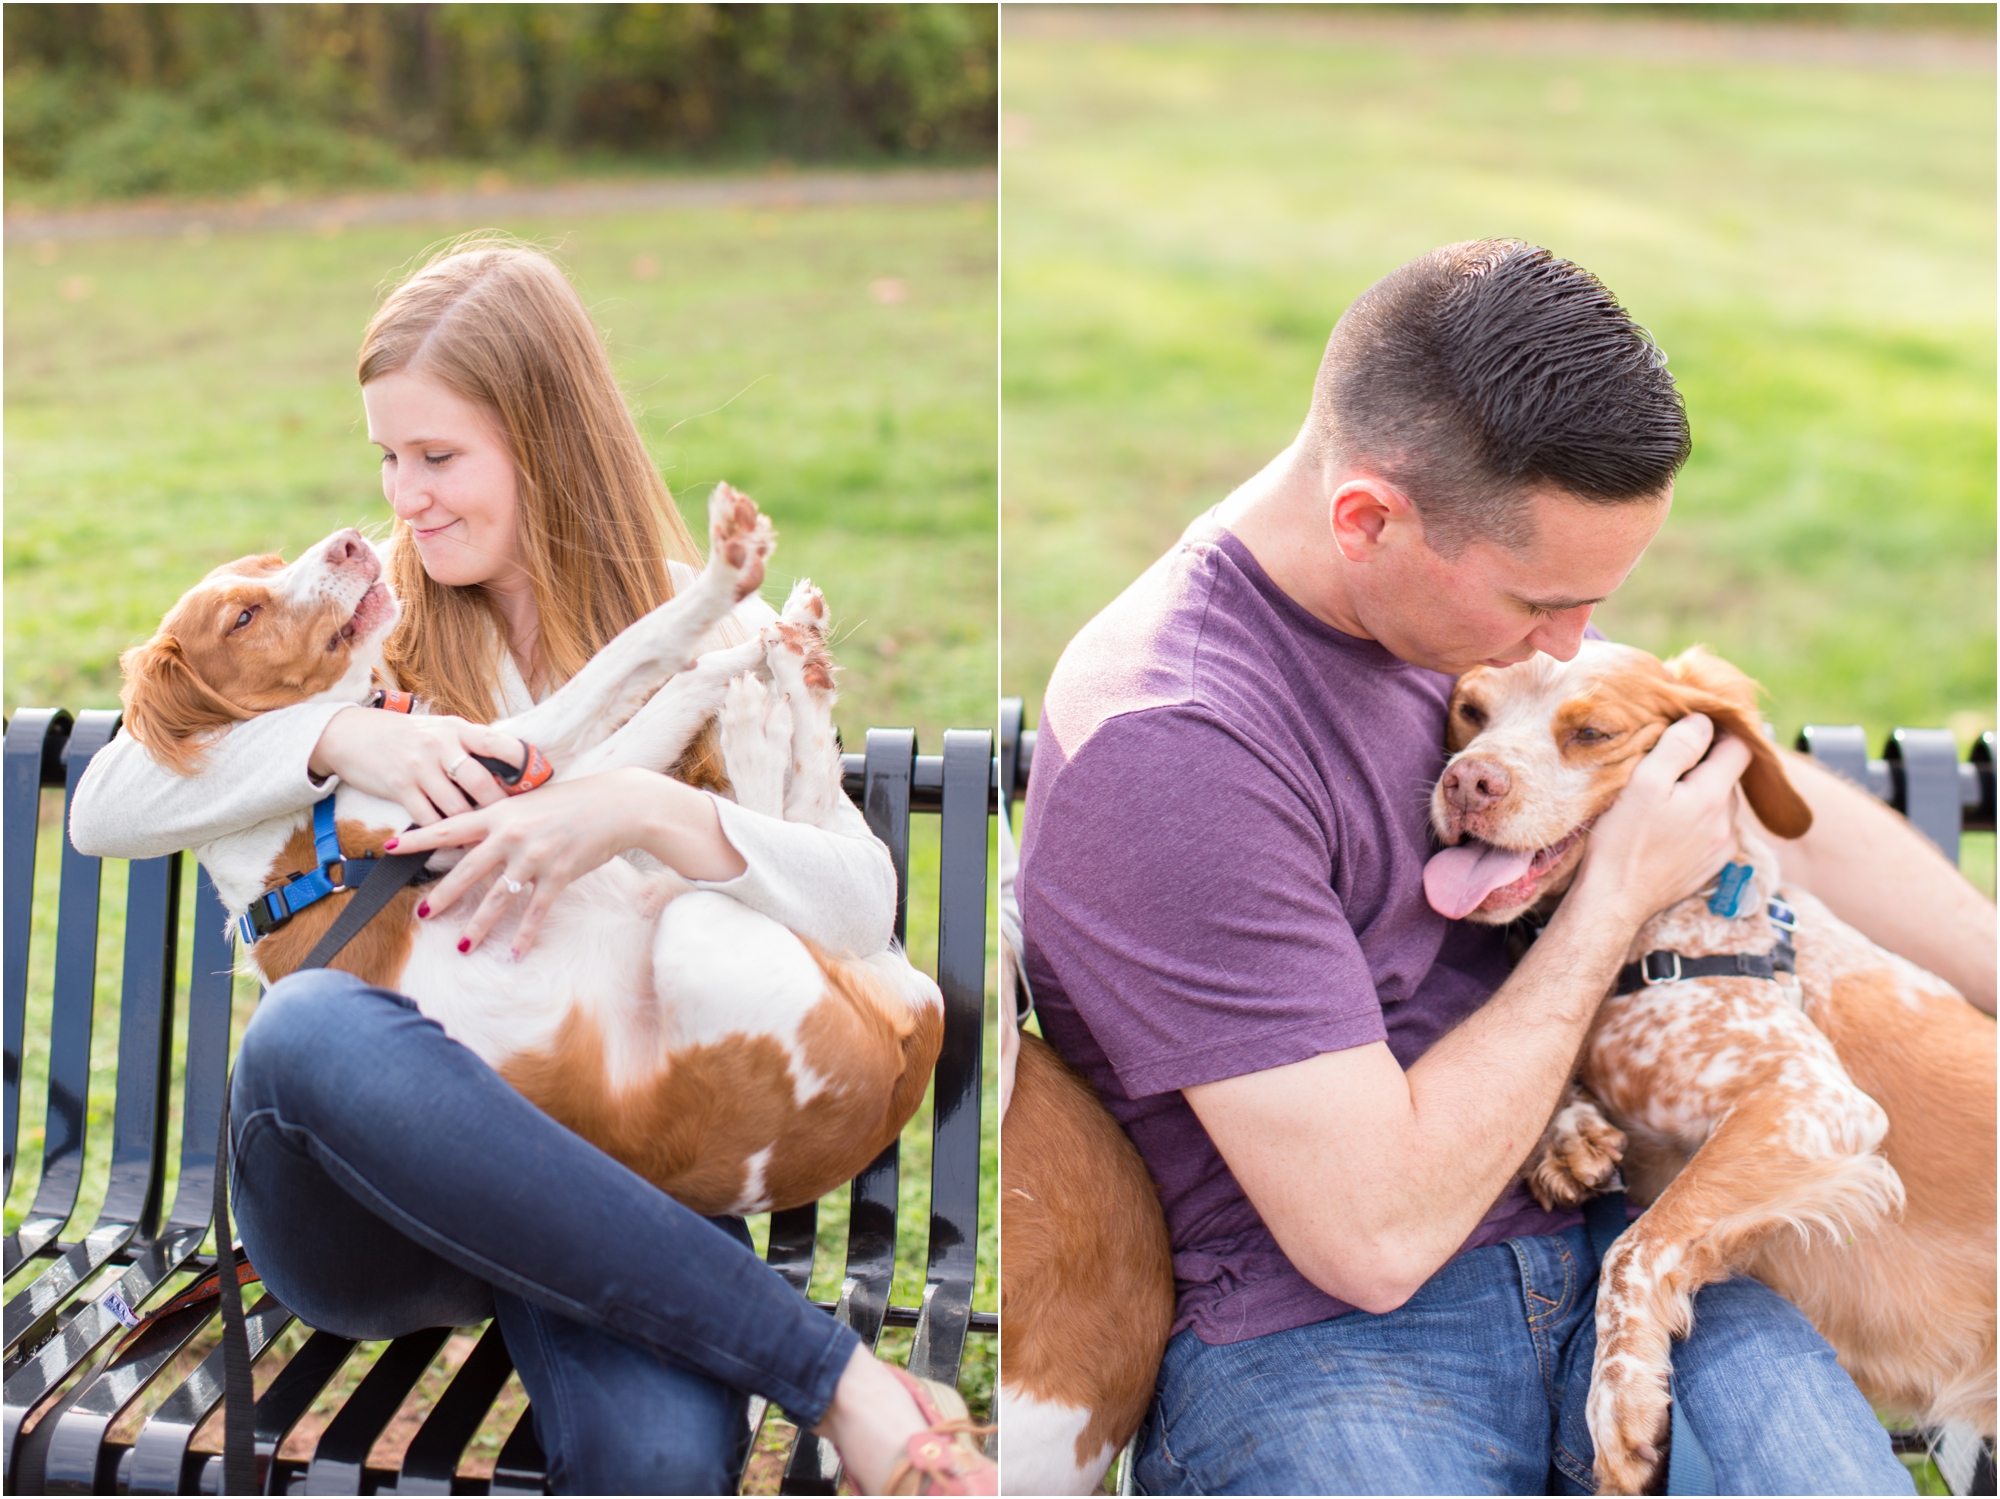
[501,948,942,1215]
[1002,1032,1175,1469]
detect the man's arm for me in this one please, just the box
[1757,750,1995,1015]
[1184,718,1751,1313]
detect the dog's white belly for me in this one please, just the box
[404,867,863,1105]
[403,860,674,1084]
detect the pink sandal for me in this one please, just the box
[880,1365,998,1496]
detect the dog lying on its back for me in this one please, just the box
[1428,641,1996,1494]
[118,485,946,1218]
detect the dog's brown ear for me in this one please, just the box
[118,634,251,774]
[1663,647,1813,839]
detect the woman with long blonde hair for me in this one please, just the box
[72,239,992,1495]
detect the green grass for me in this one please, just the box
[6,192,996,745]
[1000,9,1995,768]
[4,185,997,1434]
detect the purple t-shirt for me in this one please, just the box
[1018,515,1581,1346]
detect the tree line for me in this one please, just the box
[5,4,997,200]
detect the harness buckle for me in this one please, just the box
[1767,898,1798,933]
[1641,951,1683,986]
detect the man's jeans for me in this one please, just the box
[1134,1223,1914,1496]
[231,969,859,1495]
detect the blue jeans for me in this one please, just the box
[230,968,860,1495]
[1134,1224,1913,1496]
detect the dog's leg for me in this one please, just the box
[559,637,768,783]
[499,484,774,763]
[763,579,846,828]
[1587,1089,1903,1494]
[1525,1082,1626,1211]
[718,674,791,820]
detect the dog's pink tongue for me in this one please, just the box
[1424,842,1534,919]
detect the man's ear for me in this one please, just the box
[118,634,249,774]
[1664,647,1813,839]
[1329,474,1410,563]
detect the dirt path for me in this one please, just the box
[4,165,995,244]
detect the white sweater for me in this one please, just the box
[69,574,897,960]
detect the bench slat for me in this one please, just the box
[104,853,180,1238]
[302,1324,452,1494]
[487,1405,547,1496]
[765,1203,819,1296]
[5,710,72,1199]
[392,1322,516,1494]
[908,729,992,1387]
[7,711,121,1276]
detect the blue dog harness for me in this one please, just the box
[236,794,387,946]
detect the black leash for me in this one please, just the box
[213,748,534,1492]
[212,850,433,1493]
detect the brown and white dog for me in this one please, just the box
[1429,640,1996,1494]
[118,486,945,1218]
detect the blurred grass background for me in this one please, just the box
[1000,4,1994,895]
[6,200,996,742]
[5,3,998,1458]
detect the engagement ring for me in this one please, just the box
[504,877,524,894]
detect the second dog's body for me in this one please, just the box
[1433,641,1995,1492]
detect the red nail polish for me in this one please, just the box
[416,902,430,918]
[384,837,399,850]
[457,937,471,954]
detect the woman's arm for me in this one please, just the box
[71,702,355,859]
[698,794,897,957]
[392,768,897,960]
[1758,749,1996,1014]
[71,700,541,861]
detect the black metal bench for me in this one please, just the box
[4,708,996,1496]
[1001,696,1997,1498]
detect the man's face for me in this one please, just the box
[1352,485,1671,676]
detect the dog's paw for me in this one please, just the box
[708,483,775,601]
[779,577,830,636]
[1587,1351,1670,1495]
[1527,1088,1625,1210]
[1587,1238,1676,1495]
[765,613,837,704]
[718,673,790,819]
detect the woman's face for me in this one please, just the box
[362,368,527,591]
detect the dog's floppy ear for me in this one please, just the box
[118,634,252,775]
[1663,647,1813,839]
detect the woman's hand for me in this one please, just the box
[386,767,749,958]
[309,706,529,826]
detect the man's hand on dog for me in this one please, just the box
[1573,713,1753,933]
[310,706,527,825]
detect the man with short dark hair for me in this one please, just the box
[1018,241,1964,1493]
